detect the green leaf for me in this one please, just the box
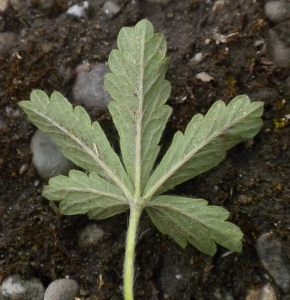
[19,90,133,198]
[146,195,243,255]
[43,170,129,220]
[105,19,172,195]
[143,95,264,198]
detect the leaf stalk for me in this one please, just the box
[124,203,143,300]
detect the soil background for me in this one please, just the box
[1,0,290,299]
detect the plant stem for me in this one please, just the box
[124,203,143,300]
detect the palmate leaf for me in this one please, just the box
[43,170,129,220]
[146,195,243,255]
[105,19,172,194]
[19,90,133,198]
[143,95,264,198]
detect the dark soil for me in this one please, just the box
[1,0,290,299]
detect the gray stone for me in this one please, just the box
[77,223,105,247]
[0,32,18,59]
[268,29,290,66]
[30,129,74,181]
[265,1,290,23]
[44,279,79,300]
[0,274,45,300]
[102,1,121,18]
[72,63,112,110]
[257,232,290,293]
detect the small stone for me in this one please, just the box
[268,29,290,66]
[0,32,18,59]
[212,0,226,12]
[0,274,45,300]
[0,0,9,12]
[245,283,278,300]
[196,72,214,82]
[44,279,79,300]
[66,1,88,18]
[72,63,112,110]
[102,1,121,18]
[265,1,290,23]
[77,223,105,247]
[189,52,203,64]
[257,232,290,293]
[30,129,74,181]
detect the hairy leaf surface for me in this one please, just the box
[105,19,172,194]
[143,95,264,198]
[19,90,133,198]
[43,170,129,219]
[146,195,243,255]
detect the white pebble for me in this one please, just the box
[196,72,214,82]
[192,52,203,63]
[66,1,88,18]
[102,1,121,17]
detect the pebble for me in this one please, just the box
[0,274,45,300]
[77,223,105,247]
[196,72,214,82]
[30,129,74,181]
[268,29,290,66]
[66,1,89,18]
[257,232,290,294]
[72,63,112,110]
[265,1,290,23]
[245,283,278,300]
[102,1,121,18]
[44,279,79,300]
[0,0,9,12]
[0,32,18,59]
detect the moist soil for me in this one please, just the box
[1,1,290,299]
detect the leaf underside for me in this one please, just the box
[105,19,172,193]
[143,95,264,198]
[146,196,243,255]
[43,170,129,220]
[18,19,265,256]
[19,90,133,198]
